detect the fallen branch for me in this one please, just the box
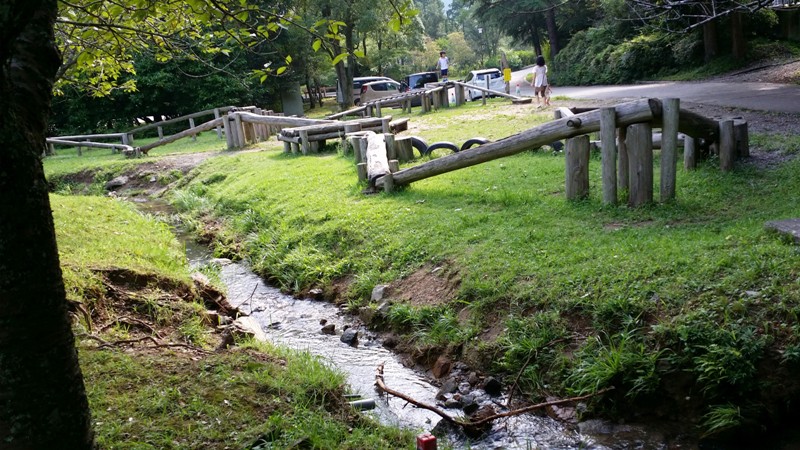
[374,363,457,424]
[89,335,211,354]
[99,316,157,334]
[374,363,613,430]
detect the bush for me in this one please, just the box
[555,26,686,85]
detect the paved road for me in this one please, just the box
[509,68,800,114]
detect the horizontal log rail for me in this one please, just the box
[129,106,254,134]
[138,117,223,154]
[451,81,524,101]
[46,138,135,153]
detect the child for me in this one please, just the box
[530,55,548,105]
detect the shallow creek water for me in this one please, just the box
[187,248,680,449]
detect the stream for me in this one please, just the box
[182,240,684,449]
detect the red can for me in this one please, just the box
[416,433,437,450]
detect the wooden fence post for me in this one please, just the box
[343,123,362,155]
[357,163,368,182]
[189,117,197,141]
[684,137,697,170]
[223,114,234,150]
[627,123,653,207]
[565,135,590,200]
[734,120,749,158]
[395,136,413,163]
[375,103,382,117]
[660,98,679,202]
[384,134,396,160]
[617,126,629,194]
[455,84,465,106]
[719,119,735,172]
[234,113,244,148]
[299,129,310,155]
[388,160,400,172]
[214,108,223,139]
[381,117,391,134]
[600,107,617,205]
[383,172,395,193]
[157,126,164,140]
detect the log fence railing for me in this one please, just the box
[354,98,748,208]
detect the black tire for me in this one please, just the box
[424,141,459,156]
[409,136,428,158]
[461,137,490,151]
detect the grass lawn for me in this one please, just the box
[46,96,800,439]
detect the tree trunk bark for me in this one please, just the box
[545,4,559,57]
[703,20,719,63]
[0,1,94,449]
[731,11,746,60]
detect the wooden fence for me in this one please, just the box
[357,98,748,207]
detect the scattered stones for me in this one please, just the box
[105,175,129,190]
[467,371,480,386]
[231,316,267,342]
[462,394,480,415]
[371,284,389,301]
[382,334,398,349]
[209,258,232,266]
[766,218,800,244]
[483,376,502,396]
[546,396,577,423]
[432,355,452,379]
[435,378,458,400]
[320,318,327,325]
[321,324,336,335]
[340,328,358,346]
[444,397,462,408]
[358,306,375,324]
[308,288,323,299]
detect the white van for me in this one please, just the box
[463,68,504,101]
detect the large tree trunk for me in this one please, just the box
[703,20,719,63]
[0,1,94,448]
[730,11,746,60]
[545,4,559,57]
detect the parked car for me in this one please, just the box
[336,76,394,105]
[403,72,439,91]
[463,68,504,100]
[359,80,403,105]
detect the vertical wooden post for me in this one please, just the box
[565,135,590,200]
[384,134,396,160]
[600,107,617,205]
[375,103,382,117]
[343,123,362,155]
[223,114,234,150]
[734,120,749,158]
[617,126,629,194]
[214,108,223,139]
[719,119,735,172]
[684,137,697,170]
[395,136,413,163]
[189,117,197,141]
[352,137,363,163]
[157,126,164,140]
[443,86,450,108]
[627,123,653,207]
[388,159,400,172]
[455,84,465,106]
[357,163,368,182]
[299,130,310,155]
[291,142,300,154]
[422,94,430,112]
[660,98,679,202]
[121,134,130,146]
[383,172,395,193]
[381,117,391,134]
[283,141,292,153]
[432,91,441,110]
[234,113,244,148]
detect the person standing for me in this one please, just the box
[531,55,549,106]
[437,51,450,82]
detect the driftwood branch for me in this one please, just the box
[375,363,457,424]
[374,363,613,429]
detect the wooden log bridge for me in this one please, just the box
[373,97,748,208]
[375,98,663,189]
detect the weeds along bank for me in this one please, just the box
[49,194,412,448]
[168,105,800,441]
